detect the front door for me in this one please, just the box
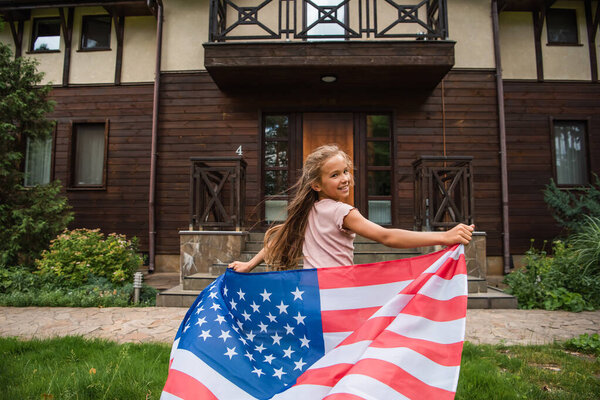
[302,112,354,205]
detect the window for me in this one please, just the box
[31,18,61,52]
[305,0,347,40]
[70,122,108,188]
[263,115,291,222]
[546,9,578,45]
[24,136,53,187]
[80,15,111,50]
[552,120,588,186]
[365,115,392,225]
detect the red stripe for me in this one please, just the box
[401,294,467,322]
[323,394,366,400]
[436,254,466,279]
[370,331,465,366]
[336,316,395,346]
[317,246,458,289]
[297,359,456,400]
[321,307,379,333]
[162,369,218,400]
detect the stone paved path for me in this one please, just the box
[1,307,599,346]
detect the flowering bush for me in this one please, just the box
[35,229,143,286]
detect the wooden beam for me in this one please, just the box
[584,0,599,82]
[532,6,547,82]
[113,14,125,85]
[58,7,74,87]
[6,15,24,58]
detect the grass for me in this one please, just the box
[1,337,598,399]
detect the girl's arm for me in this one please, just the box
[228,248,265,273]
[343,209,474,248]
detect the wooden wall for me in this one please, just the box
[156,70,504,256]
[48,84,154,251]
[504,81,600,254]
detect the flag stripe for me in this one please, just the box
[162,369,219,400]
[324,374,411,400]
[323,393,372,400]
[387,314,466,344]
[319,281,410,311]
[336,316,395,347]
[321,307,380,332]
[370,331,464,366]
[400,294,468,322]
[418,274,467,301]
[271,384,332,399]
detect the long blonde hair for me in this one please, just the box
[264,144,354,270]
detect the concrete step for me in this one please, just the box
[468,276,487,294]
[183,272,217,291]
[156,284,199,308]
[467,287,518,309]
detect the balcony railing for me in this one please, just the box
[209,0,448,41]
[189,156,247,231]
[413,156,474,231]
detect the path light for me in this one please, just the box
[133,272,143,303]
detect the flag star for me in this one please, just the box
[276,301,289,314]
[215,315,226,325]
[251,367,264,378]
[282,346,295,359]
[232,324,240,333]
[246,331,256,342]
[258,321,268,333]
[218,330,232,342]
[250,301,260,313]
[224,347,238,359]
[271,332,283,345]
[199,330,212,341]
[255,343,266,353]
[283,323,295,335]
[273,367,286,379]
[263,354,275,364]
[236,320,244,329]
[209,291,218,299]
[223,286,228,297]
[244,351,255,361]
[241,310,252,321]
[229,299,238,310]
[237,289,246,300]
[291,287,304,301]
[195,305,204,315]
[210,302,221,311]
[293,312,306,325]
[266,312,277,323]
[196,316,207,327]
[299,335,310,348]
[240,337,247,345]
[294,358,307,371]
[183,324,190,333]
[259,289,272,302]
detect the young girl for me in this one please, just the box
[229,144,474,272]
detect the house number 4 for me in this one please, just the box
[236,145,243,156]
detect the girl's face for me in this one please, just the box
[312,154,352,202]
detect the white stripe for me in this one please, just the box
[169,337,180,361]
[422,246,461,275]
[169,348,257,400]
[160,391,184,400]
[363,346,461,392]
[307,340,372,370]
[320,280,411,311]
[418,274,467,301]
[323,331,351,352]
[387,314,466,344]
[328,373,411,400]
[271,384,332,399]
[368,294,413,319]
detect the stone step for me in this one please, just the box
[468,276,487,293]
[183,272,217,291]
[155,284,200,308]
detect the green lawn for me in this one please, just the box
[0,337,598,399]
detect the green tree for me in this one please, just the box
[0,42,73,268]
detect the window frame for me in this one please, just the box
[546,8,580,46]
[549,116,591,188]
[23,123,57,187]
[67,119,110,191]
[29,17,62,53]
[79,14,112,52]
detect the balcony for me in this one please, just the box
[204,0,454,92]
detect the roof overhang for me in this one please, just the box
[0,0,156,18]
[498,0,556,12]
[203,41,455,93]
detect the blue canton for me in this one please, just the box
[175,268,324,399]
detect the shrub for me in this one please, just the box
[36,229,143,286]
[544,174,600,232]
[563,333,600,356]
[569,215,600,276]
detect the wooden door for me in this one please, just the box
[302,113,354,205]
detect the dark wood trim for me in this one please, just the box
[585,0,599,82]
[67,118,110,190]
[6,16,24,58]
[50,122,57,181]
[113,14,125,85]
[58,8,74,87]
[548,116,592,188]
[532,7,547,82]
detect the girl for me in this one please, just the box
[229,144,474,272]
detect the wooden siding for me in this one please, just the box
[156,70,504,256]
[504,81,600,254]
[48,84,154,251]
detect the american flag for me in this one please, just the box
[161,244,467,400]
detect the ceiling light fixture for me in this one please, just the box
[321,75,337,83]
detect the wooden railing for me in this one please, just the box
[189,157,247,231]
[413,156,474,231]
[209,0,448,41]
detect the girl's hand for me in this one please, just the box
[228,261,254,273]
[443,224,475,245]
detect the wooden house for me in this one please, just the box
[1,0,599,279]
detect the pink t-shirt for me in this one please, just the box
[302,199,356,269]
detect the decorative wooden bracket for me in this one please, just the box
[585,0,600,82]
[58,7,74,87]
[6,16,24,58]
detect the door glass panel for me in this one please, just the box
[367,171,391,196]
[367,115,390,138]
[265,200,288,222]
[265,116,288,139]
[367,142,390,166]
[368,200,391,225]
[265,142,288,167]
[265,170,288,196]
